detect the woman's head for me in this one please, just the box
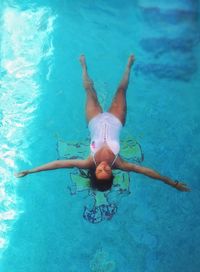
[95,161,112,179]
[88,161,114,191]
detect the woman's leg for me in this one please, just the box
[108,55,135,125]
[80,55,102,123]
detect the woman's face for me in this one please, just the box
[95,161,112,180]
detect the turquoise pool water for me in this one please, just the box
[0,0,200,271]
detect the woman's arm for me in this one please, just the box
[120,161,190,192]
[15,158,92,178]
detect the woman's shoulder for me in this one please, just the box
[113,155,125,169]
[86,156,94,167]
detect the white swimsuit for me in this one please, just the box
[88,112,122,166]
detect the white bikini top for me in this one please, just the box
[89,114,121,167]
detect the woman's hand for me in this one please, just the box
[174,181,191,192]
[15,170,29,178]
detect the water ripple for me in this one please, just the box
[0,4,56,257]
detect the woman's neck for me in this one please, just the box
[93,145,115,166]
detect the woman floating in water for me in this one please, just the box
[15,55,190,192]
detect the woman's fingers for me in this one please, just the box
[176,182,191,192]
[14,171,28,178]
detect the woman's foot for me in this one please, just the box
[80,54,94,87]
[80,54,87,69]
[127,54,135,68]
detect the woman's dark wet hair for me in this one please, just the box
[79,168,114,192]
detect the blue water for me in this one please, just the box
[0,0,200,271]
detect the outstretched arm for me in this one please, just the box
[15,159,92,178]
[120,161,190,192]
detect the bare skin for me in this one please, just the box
[15,55,190,192]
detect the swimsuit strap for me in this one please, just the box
[111,154,118,167]
[92,154,97,166]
